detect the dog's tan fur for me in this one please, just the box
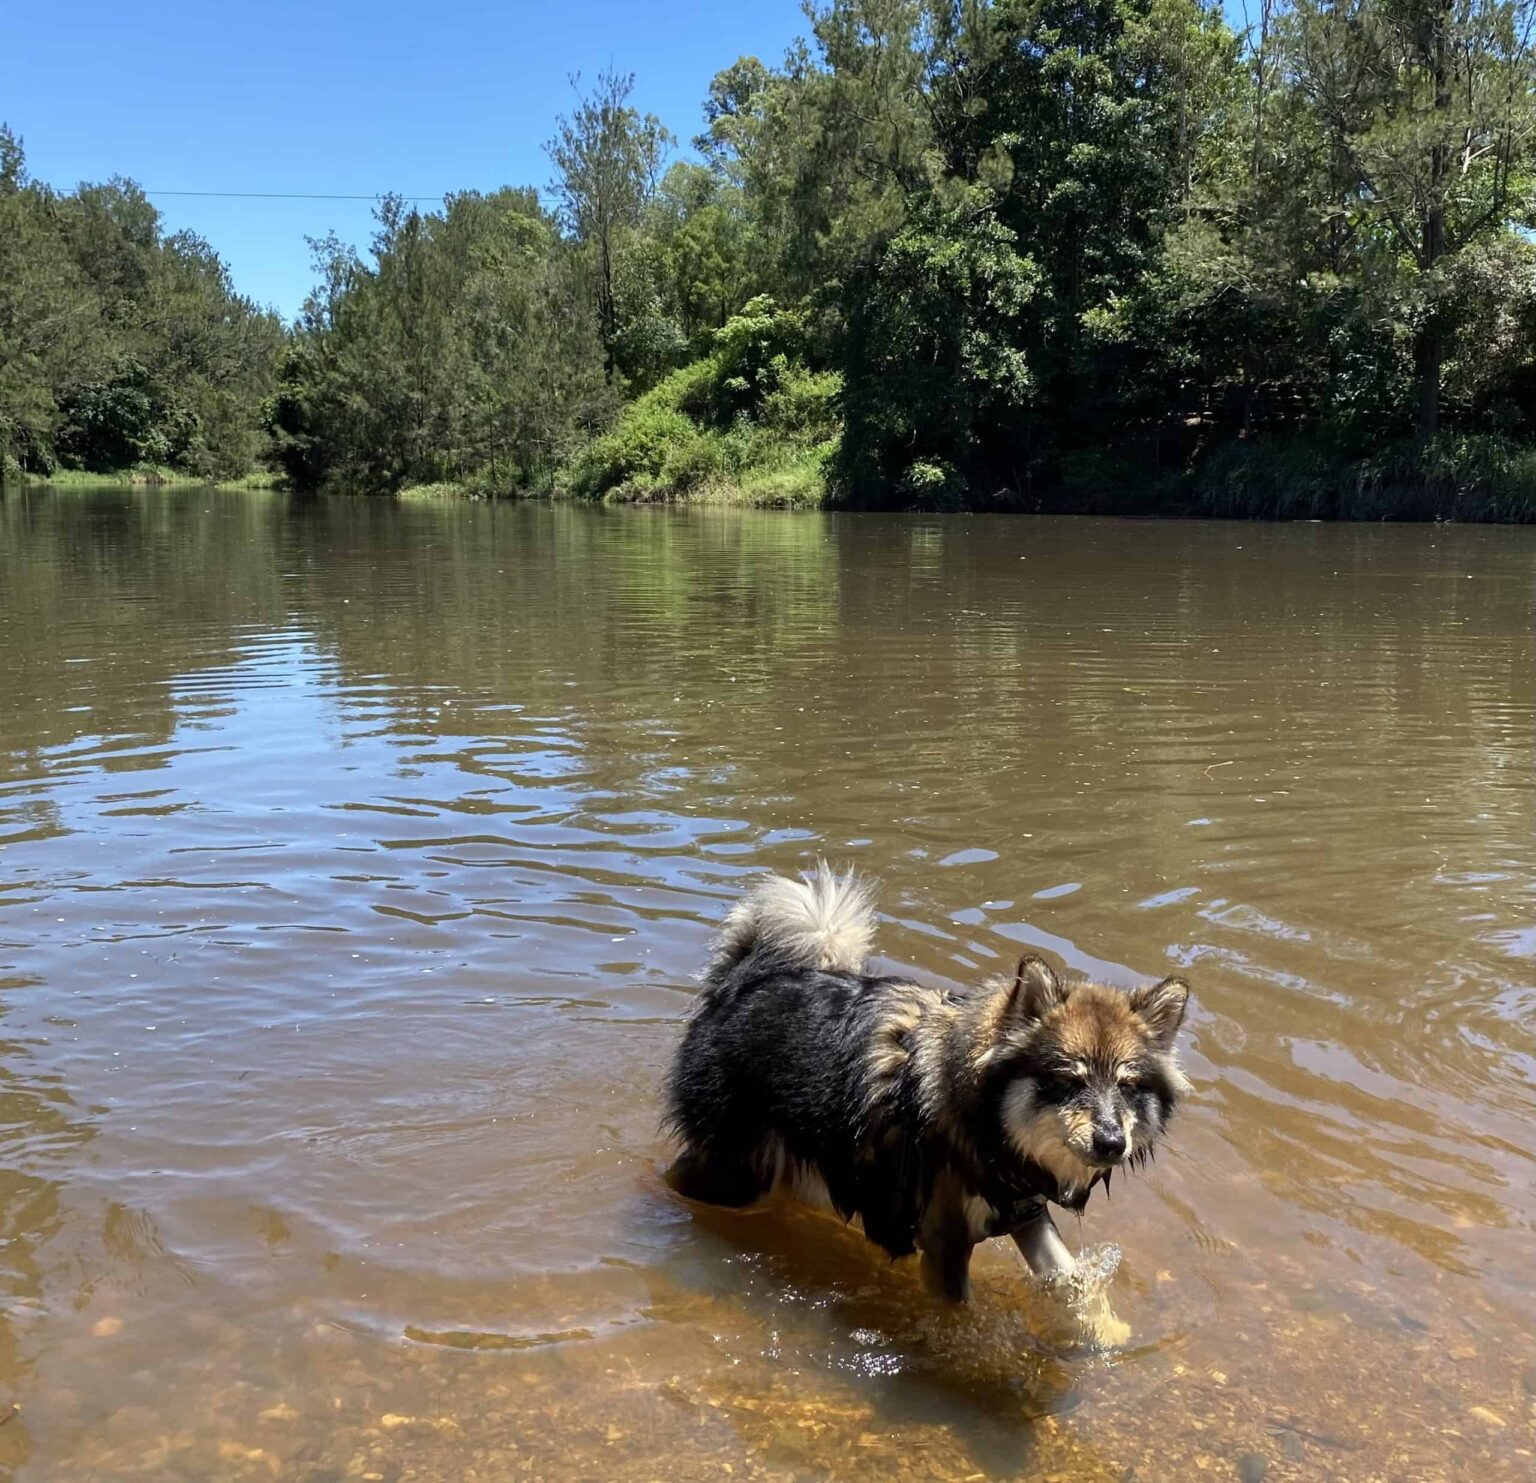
[665,867,1192,1347]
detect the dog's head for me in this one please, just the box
[983,956,1192,1193]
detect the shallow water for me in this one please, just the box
[1,489,1534,1481]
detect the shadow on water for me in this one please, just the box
[645,1186,1121,1481]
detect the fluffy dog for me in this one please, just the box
[663,864,1191,1322]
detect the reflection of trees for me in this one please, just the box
[0,487,291,783]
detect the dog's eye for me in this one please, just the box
[1070,1061,1088,1078]
[1034,1073,1077,1102]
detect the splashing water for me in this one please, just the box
[1007,1239,1129,1353]
[1067,1241,1124,1296]
[1057,1241,1128,1351]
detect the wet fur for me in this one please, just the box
[663,864,1191,1312]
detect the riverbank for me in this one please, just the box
[390,428,1536,522]
[14,429,1536,522]
[400,463,826,510]
[7,465,283,492]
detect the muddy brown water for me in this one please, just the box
[1,489,1534,1482]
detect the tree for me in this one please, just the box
[1286,0,1536,440]
[0,124,280,479]
[267,190,613,494]
[547,71,674,382]
[0,128,107,470]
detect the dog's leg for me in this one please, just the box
[1011,1208,1130,1347]
[918,1192,974,1303]
[919,1228,974,1303]
[1010,1207,1075,1279]
[664,1146,765,1208]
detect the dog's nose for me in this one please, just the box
[1091,1127,1127,1163]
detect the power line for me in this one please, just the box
[143,188,560,203]
[145,189,439,202]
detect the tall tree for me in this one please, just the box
[1287,0,1536,439]
[547,71,674,382]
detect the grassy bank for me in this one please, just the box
[555,300,837,510]
[577,446,831,509]
[395,428,1536,519]
[6,464,285,492]
[17,433,1536,524]
[396,461,828,507]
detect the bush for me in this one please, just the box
[56,361,193,472]
[1189,437,1352,519]
[564,401,699,497]
[659,428,732,490]
[560,296,841,503]
[730,442,835,508]
[897,458,967,510]
[761,365,841,440]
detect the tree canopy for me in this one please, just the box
[11,0,1536,517]
[0,126,284,478]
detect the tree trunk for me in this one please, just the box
[1252,0,1272,183]
[598,229,616,384]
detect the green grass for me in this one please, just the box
[213,470,283,491]
[397,480,476,501]
[12,464,188,488]
[599,443,832,509]
[8,464,285,491]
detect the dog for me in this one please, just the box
[663,863,1191,1331]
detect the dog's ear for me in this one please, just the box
[1128,976,1190,1048]
[1004,955,1065,1025]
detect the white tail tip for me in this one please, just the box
[709,861,877,977]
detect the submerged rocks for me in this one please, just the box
[1236,1453,1268,1483]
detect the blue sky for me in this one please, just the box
[9,2,1256,322]
[5,0,809,319]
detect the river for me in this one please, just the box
[1,488,1533,1480]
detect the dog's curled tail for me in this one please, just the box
[705,862,876,983]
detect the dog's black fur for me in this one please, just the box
[663,864,1191,1304]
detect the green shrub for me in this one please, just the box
[731,442,834,508]
[561,296,842,504]
[659,428,732,490]
[1188,431,1536,521]
[1190,437,1351,519]
[897,458,967,510]
[564,402,698,496]
[761,365,841,440]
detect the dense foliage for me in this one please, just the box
[12,0,1536,516]
[266,191,614,495]
[563,296,839,504]
[0,127,284,479]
